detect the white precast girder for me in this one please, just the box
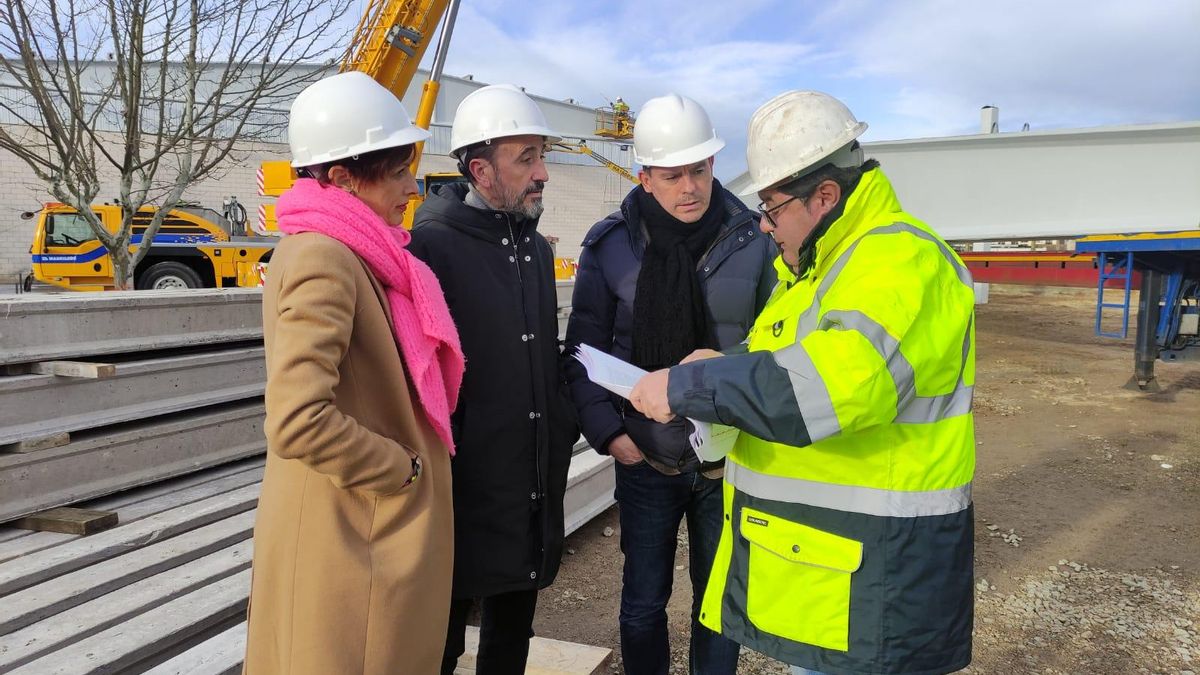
[861,122,1200,242]
[728,121,1200,242]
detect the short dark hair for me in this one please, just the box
[455,142,500,186]
[777,157,879,202]
[300,143,416,186]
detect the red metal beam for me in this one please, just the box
[959,251,1140,288]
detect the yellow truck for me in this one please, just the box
[27,201,274,291]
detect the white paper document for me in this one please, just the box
[574,344,739,462]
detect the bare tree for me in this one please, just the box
[0,0,353,288]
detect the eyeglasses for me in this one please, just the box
[757,195,802,229]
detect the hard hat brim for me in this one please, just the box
[634,136,725,169]
[744,121,867,195]
[291,126,432,168]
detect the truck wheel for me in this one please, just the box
[21,274,33,292]
[137,261,204,290]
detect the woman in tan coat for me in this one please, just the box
[244,72,465,674]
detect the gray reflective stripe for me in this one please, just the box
[799,222,973,334]
[896,383,974,424]
[797,235,859,333]
[726,461,973,518]
[781,222,975,429]
[821,309,973,424]
[771,340,841,442]
[820,309,917,411]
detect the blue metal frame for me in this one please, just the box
[1157,271,1184,341]
[1076,232,1200,254]
[1095,251,1134,338]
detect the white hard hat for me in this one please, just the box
[449,84,561,156]
[288,71,431,168]
[633,94,725,168]
[744,90,868,194]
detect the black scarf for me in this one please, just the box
[630,182,725,370]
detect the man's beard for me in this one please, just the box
[498,180,546,220]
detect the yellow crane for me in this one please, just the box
[25,0,461,291]
[256,0,462,230]
[550,139,637,184]
[254,0,636,279]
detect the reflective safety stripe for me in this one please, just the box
[771,341,841,442]
[820,309,917,410]
[727,461,973,518]
[778,222,977,432]
[895,383,974,424]
[819,309,974,425]
[798,221,973,335]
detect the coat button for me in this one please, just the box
[529,333,535,339]
[677,459,686,467]
[535,412,542,418]
[524,255,531,262]
[738,237,744,242]
[509,256,516,263]
[525,236,530,242]
[530,571,537,580]
[502,237,509,245]
[521,334,529,342]
[792,544,801,553]
[529,411,536,419]
[530,491,538,500]
[703,267,710,272]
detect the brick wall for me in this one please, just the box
[0,128,628,279]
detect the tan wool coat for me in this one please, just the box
[244,232,454,675]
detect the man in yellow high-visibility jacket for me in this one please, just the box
[630,90,975,675]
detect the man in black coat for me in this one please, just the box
[408,84,579,675]
[564,94,777,675]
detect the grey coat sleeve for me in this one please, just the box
[667,351,813,448]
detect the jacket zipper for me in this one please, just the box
[697,225,738,271]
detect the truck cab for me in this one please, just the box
[29,202,275,291]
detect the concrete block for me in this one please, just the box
[0,289,264,365]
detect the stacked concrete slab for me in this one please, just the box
[0,289,268,523]
[0,453,613,674]
[0,284,616,671]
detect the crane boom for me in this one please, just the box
[256,0,458,232]
[549,140,637,184]
[341,0,452,95]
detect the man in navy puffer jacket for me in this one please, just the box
[564,94,776,675]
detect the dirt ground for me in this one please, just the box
[532,285,1200,674]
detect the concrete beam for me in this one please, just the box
[0,346,265,446]
[0,402,265,523]
[0,289,263,366]
[564,449,615,536]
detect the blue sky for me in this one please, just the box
[413,0,1200,180]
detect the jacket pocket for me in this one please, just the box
[739,507,862,652]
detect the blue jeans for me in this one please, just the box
[614,461,740,675]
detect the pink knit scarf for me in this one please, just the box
[276,178,464,454]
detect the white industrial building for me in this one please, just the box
[0,63,636,281]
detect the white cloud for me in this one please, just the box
[840,0,1200,136]
[414,0,1200,179]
